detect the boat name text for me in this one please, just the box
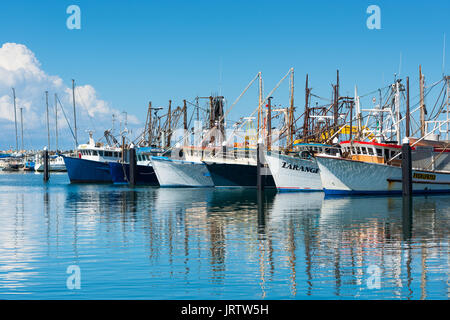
[281,161,319,174]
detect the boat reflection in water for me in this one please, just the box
[0,174,448,299]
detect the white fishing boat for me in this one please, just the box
[34,154,66,172]
[265,143,339,192]
[316,73,450,195]
[151,147,214,187]
[316,139,450,195]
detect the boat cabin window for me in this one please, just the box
[99,151,104,156]
[92,150,98,156]
[361,147,367,155]
[368,148,374,155]
[376,148,382,157]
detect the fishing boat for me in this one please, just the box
[203,147,275,188]
[316,73,450,195]
[316,138,450,195]
[63,132,123,183]
[149,96,222,188]
[34,154,66,172]
[151,147,214,187]
[108,147,161,185]
[1,161,22,172]
[265,143,338,192]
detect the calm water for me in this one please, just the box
[0,172,449,300]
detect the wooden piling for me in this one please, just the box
[256,142,263,191]
[402,141,412,197]
[129,146,137,186]
[43,148,49,182]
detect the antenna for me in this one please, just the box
[443,33,446,77]
[219,57,223,96]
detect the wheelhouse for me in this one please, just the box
[340,140,407,165]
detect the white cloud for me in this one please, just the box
[0,42,140,149]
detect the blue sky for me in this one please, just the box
[0,0,449,149]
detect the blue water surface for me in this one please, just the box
[0,172,449,299]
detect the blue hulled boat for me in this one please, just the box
[108,162,159,185]
[63,133,123,183]
[108,147,162,185]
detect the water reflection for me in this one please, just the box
[0,174,449,299]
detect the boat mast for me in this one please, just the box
[419,66,426,137]
[303,74,310,142]
[166,100,172,148]
[394,80,401,143]
[266,96,272,150]
[334,70,339,128]
[183,99,188,147]
[354,86,362,140]
[446,75,449,140]
[72,79,78,148]
[20,107,24,151]
[288,69,294,148]
[46,91,50,150]
[258,71,263,141]
[12,88,18,152]
[406,77,410,138]
[55,93,59,152]
[379,88,383,138]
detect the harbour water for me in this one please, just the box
[0,172,449,299]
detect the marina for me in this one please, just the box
[1,0,449,303]
[1,69,449,300]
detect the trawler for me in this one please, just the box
[108,147,161,185]
[144,98,215,187]
[265,72,348,191]
[265,143,335,191]
[316,138,450,195]
[151,149,214,187]
[63,131,123,183]
[316,73,450,195]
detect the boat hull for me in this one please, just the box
[35,163,66,172]
[204,162,276,187]
[151,156,214,187]
[63,156,112,183]
[316,156,450,195]
[265,152,322,192]
[108,162,159,185]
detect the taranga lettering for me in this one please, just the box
[281,161,319,174]
[413,172,436,181]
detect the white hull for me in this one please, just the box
[265,152,322,191]
[35,164,67,172]
[34,161,66,172]
[316,156,450,195]
[151,157,214,187]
